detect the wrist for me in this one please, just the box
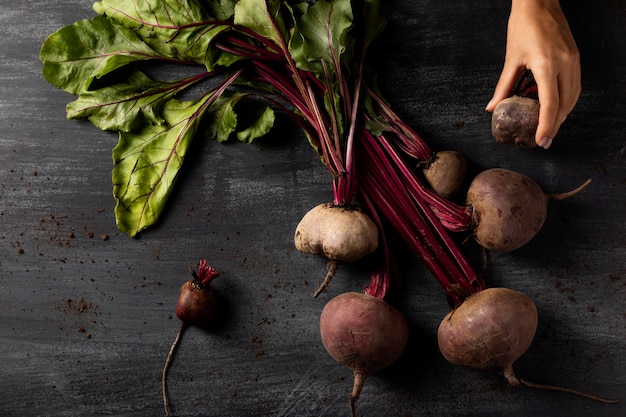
[511,0,561,13]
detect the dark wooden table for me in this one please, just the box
[1,1,624,416]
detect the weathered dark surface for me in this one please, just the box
[1,1,624,416]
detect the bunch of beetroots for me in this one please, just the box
[39,0,620,415]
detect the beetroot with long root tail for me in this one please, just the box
[437,287,619,404]
[467,168,592,252]
[162,260,219,416]
[319,291,409,417]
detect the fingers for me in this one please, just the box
[485,64,557,149]
[533,63,581,149]
[532,67,559,149]
[487,63,581,149]
[486,65,524,112]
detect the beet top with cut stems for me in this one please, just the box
[163,260,220,416]
[175,260,219,327]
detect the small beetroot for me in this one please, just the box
[162,260,219,416]
[491,96,540,148]
[175,263,218,327]
[422,150,467,198]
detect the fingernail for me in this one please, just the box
[538,137,553,149]
[485,99,494,111]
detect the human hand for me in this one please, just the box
[485,0,580,149]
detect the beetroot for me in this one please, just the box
[295,203,378,263]
[467,168,591,251]
[162,261,219,416]
[491,96,540,148]
[437,287,538,386]
[422,150,467,198]
[319,292,408,417]
[295,203,378,297]
[437,287,620,403]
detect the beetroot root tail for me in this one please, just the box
[502,364,521,387]
[313,260,338,298]
[162,322,187,416]
[520,378,620,404]
[549,178,592,201]
[349,369,368,417]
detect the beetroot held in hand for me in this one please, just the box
[162,260,219,416]
[320,292,409,417]
[467,168,591,252]
[295,203,378,297]
[491,96,540,148]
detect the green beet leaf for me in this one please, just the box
[203,0,238,20]
[206,94,242,143]
[289,0,354,74]
[93,0,231,69]
[205,93,275,143]
[234,0,290,51]
[362,0,387,50]
[40,0,389,236]
[236,106,275,143]
[112,97,212,237]
[40,15,160,95]
[66,70,208,132]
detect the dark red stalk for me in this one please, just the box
[361,165,465,302]
[369,122,472,232]
[195,259,219,286]
[360,192,392,299]
[379,137,478,291]
[363,94,472,232]
[215,35,285,61]
[357,126,483,304]
[205,6,481,303]
[251,62,317,121]
[230,23,285,55]
[364,86,471,227]
[365,85,431,160]
[340,26,368,208]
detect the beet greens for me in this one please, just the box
[40,0,483,302]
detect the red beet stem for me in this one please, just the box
[357,125,483,304]
[196,260,219,286]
